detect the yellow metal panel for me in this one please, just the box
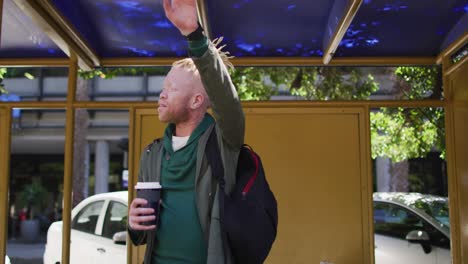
[0,107,11,264]
[244,108,370,264]
[130,108,165,264]
[446,60,468,264]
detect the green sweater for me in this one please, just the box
[153,114,214,264]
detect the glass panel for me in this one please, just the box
[1,67,68,102]
[207,0,333,57]
[102,202,127,239]
[51,0,185,57]
[72,201,105,234]
[371,107,450,263]
[76,67,169,101]
[335,0,466,57]
[1,0,66,57]
[70,108,129,264]
[6,109,66,264]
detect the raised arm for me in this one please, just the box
[163,0,245,149]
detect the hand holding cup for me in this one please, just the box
[129,182,162,231]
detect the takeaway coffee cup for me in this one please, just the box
[135,182,162,226]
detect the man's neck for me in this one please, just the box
[174,113,205,137]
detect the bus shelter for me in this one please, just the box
[0,0,467,263]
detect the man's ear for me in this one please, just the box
[190,93,205,110]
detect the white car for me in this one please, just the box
[44,191,128,264]
[374,192,450,264]
[44,191,451,264]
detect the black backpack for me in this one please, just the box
[205,128,278,264]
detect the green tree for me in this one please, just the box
[230,65,444,160]
[0,68,7,94]
[230,66,379,101]
[370,66,444,162]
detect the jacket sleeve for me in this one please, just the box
[192,43,245,149]
[127,154,147,246]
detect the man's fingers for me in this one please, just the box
[130,207,154,216]
[131,198,148,208]
[129,214,157,231]
[130,223,157,231]
[132,215,156,223]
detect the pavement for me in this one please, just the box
[6,238,46,264]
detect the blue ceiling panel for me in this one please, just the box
[441,12,468,52]
[51,0,187,57]
[206,0,334,57]
[0,0,66,58]
[335,0,468,57]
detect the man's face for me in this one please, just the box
[158,66,195,123]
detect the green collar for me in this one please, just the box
[163,113,214,153]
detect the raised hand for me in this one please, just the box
[163,0,199,36]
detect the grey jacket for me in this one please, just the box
[128,42,245,264]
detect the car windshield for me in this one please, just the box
[412,199,450,229]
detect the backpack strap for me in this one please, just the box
[205,128,229,263]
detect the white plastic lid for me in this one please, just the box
[135,182,162,189]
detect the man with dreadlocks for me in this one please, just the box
[127,0,243,263]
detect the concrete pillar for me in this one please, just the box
[376,157,391,192]
[95,140,109,194]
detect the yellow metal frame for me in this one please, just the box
[61,53,78,264]
[442,56,468,264]
[34,0,100,67]
[445,55,468,76]
[0,100,446,109]
[0,58,70,67]
[196,0,211,40]
[444,99,461,264]
[99,56,437,67]
[363,104,375,264]
[0,56,438,67]
[436,32,468,65]
[0,107,12,264]
[323,0,363,64]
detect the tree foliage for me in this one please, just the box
[230,66,379,101]
[370,66,444,162]
[0,68,7,94]
[78,67,170,80]
[230,65,444,161]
